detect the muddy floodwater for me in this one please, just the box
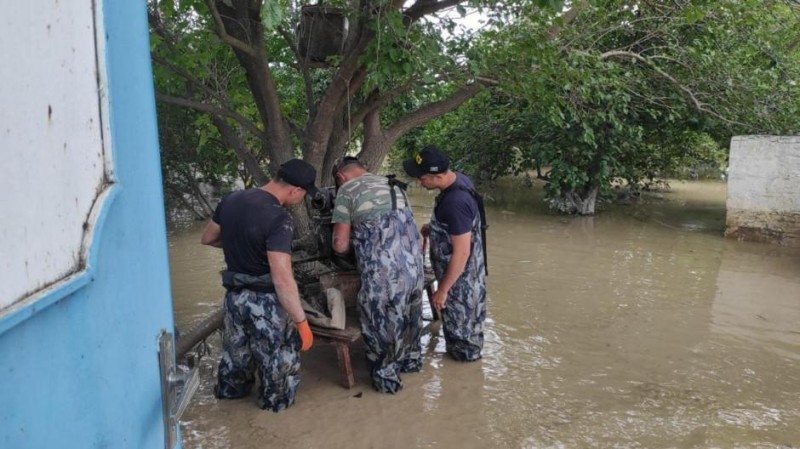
[168,180,800,449]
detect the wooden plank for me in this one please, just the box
[309,323,360,389]
[335,343,355,389]
[310,323,361,343]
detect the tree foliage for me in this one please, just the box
[149,0,574,229]
[149,0,563,185]
[412,0,800,214]
[151,0,800,218]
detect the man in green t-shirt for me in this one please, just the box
[331,157,424,393]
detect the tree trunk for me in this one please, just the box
[320,115,351,186]
[358,109,390,172]
[551,185,599,215]
[215,1,293,170]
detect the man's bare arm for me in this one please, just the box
[438,233,471,292]
[332,223,352,255]
[267,251,306,323]
[200,220,223,247]
[430,233,471,311]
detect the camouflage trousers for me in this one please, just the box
[429,215,487,362]
[214,289,301,412]
[352,207,424,393]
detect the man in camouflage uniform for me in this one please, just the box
[331,157,424,393]
[201,159,316,411]
[404,146,487,362]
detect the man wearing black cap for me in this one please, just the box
[201,158,318,411]
[330,157,424,393]
[403,145,487,362]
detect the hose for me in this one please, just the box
[175,307,224,358]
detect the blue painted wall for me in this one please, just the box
[0,1,176,448]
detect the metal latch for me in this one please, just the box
[159,330,200,449]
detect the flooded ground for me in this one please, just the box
[168,180,800,449]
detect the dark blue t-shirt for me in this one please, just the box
[434,172,478,236]
[212,188,294,276]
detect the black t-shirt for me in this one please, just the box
[434,172,478,236]
[212,188,294,276]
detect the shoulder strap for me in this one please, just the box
[386,174,408,211]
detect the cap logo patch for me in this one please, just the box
[430,166,438,171]
[415,154,423,164]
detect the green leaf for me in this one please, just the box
[684,7,706,25]
[261,0,284,31]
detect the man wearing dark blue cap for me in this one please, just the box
[201,158,317,411]
[403,145,487,362]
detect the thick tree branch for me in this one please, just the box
[151,54,224,104]
[303,0,482,166]
[600,50,700,110]
[206,0,257,56]
[210,115,269,185]
[148,8,185,54]
[599,50,751,128]
[384,82,483,143]
[155,93,267,140]
[350,82,415,130]
[303,0,464,165]
[214,1,293,168]
[547,1,588,40]
[304,33,372,165]
[357,80,485,171]
[278,25,317,121]
[286,119,305,140]
[404,0,463,22]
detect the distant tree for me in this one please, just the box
[414,0,800,214]
[156,102,242,221]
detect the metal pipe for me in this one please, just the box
[175,307,224,358]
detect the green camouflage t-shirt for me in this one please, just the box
[331,173,409,226]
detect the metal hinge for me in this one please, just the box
[159,330,200,449]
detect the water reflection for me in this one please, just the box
[170,180,800,449]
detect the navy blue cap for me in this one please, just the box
[403,145,450,178]
[278,158,319,197]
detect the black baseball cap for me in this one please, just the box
[403,145,450,178]
[278,158,319,197]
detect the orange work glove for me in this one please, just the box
[296,319,314,352]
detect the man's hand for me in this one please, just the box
[296,319,314,351]
[431,287,448,313]
[420,223,430,238]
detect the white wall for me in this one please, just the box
[0,1,111,309]
[726,136,800,246]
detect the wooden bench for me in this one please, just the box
[308,268,437,389]
[309,323,362,389]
